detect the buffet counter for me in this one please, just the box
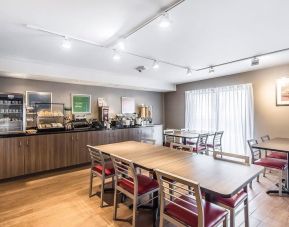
[0,125,163,180]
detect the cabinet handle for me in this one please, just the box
[76,135,79,141]
[26,140,29,146]
[71,136,74,141]
[18,141,22,147]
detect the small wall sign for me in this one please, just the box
[276,77,289,106]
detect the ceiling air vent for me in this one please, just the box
[135,66,146,73]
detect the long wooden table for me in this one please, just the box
[95,141,263,197]
[163,130,214,144]
[252,138,289,195]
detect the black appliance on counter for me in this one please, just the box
[71,118,90,130]
[110,120,123,129]
[90,119,104,130]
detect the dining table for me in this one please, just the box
[163,130,215,144]
[252,137,289,195]
[95,141,263,198]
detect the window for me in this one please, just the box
[185,84,254,154]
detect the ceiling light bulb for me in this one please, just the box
[116,40,125,50]
[112,50,120,61]
[251,57,259,66]
[152,60,159,69]
[209,66,215,74]
[62,37,71,49]
[186,68,192,76]
[159,13,171,28]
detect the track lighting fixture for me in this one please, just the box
[62,37,71,49]
[186,68,192,76]
[209,66,215,74]
[251,57,259,66]
[159,13,171,28]
[152,60,159,69]
[112,49,120,61]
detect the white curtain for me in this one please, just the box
[185,84,254,154]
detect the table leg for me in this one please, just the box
[183,137,187,145]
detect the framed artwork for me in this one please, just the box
[121,97,135,114]
[26,91,52,110]
[276,78,289,106]
[72,94,91,114]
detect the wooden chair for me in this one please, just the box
[261,135,287,160]
[207,131,224,152]
[111,154,159,227]
[87,145,115,207]
[156,169,228,227]
[213,151,250,227]
[188,134,209,155]
[140,138,156,145]
[247,139,287,196]
[163,129,176,147]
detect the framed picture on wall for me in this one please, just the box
[26,91,52,109]
[276,77,289,106]
[121,97,135,114]
[71,94,91,114]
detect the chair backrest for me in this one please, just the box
[87,145,105,168]
[155,169,204,227]
[247,139,262,164]
[213,151,250,165]
[141,138,156,145]
[261,135,270,142]
[164,129,176,143]
[110,154,138,195]
[170,142,193,152]
[196,134,208,148]
[213,131,224,147]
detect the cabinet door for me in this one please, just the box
[25,135,50,174]
[76,132,91,163]
[65,133,78,166]
[47,134,67,169]
[0,137,25,179]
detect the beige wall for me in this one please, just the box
[0,76,164,124]
[164,64,289,138]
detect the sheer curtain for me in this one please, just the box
[185,84,254,154]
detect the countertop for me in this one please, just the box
[0,124,161,138]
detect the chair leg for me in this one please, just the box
[89,171,93,197]
[249,181,252,189]
[279,171,283,196]
[244,198,249,227]
[169,184,175,200]
[223,215,228,227]
[263,168,266,177]
[256,174,260,182]
[229,209,235,227]
[132,197,138,227]
[100,177,105,207]
[113,189,118,220]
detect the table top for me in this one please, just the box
[252,138,289,153]
[163,130,214,138]
[95,141,263,197]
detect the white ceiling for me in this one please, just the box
[0,0,289,91]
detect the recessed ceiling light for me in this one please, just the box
[159,13,171,28]
[209,66,215,74]
[186,68,192,76]
[62,37,71,49]
[251,57,260,66]
[116,40,125,51]
[112,49,120,61]
[152,60,159,70]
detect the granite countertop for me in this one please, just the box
[0,124,161,138]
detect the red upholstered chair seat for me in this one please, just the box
[193,146,207,152]
[118,175,158,195]
[165,195,227,227]
[92,161,115,176]
[255,158,287,170]
[164,142,171,147]
[215,190,247,208]
[267,152,287,160]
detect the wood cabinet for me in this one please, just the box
[0,137,25,179]
[0,125,163,180]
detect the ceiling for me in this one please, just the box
[0,0,289,91]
